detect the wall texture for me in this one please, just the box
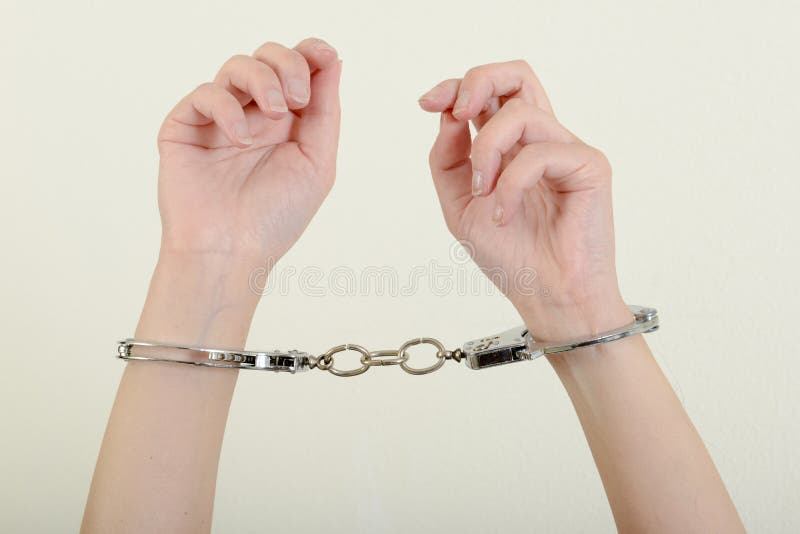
[2,0,798,531]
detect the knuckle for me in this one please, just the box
[249,62,277,84]
[428,146,438,168]
[304,36,327,47]
[463,65,484,81]
[288,48,309,67]
[194,82,215,94]
[590,147,612,175]
[428,144,450,169]
[510,58,533,72]
[254,40,281,54]
[223,54,249,68]
[255,62,279,83]
[277,49,310,78]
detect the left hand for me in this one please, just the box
[419,60,629,340]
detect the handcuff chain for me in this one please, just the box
[308,338,463,378]
[117,305,657,375]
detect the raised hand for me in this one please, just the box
[419,61,629,340]
[157,38,342,264]
[83,38,344,533]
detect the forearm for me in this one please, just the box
[81,253,260,533]
[538,307,744,532]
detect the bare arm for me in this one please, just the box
[544,314,744,532]
[81,256,255,532]
[81,36,342,533]
[421,60,744,532]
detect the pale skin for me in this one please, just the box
[81,38,745,533]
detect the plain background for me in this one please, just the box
[2,0,798,531]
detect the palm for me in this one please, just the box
[158,105,327,260]
[455,167,611,309]
[421,60,627,326]
[154,41,341,262]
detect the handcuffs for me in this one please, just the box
[117,305,659,377]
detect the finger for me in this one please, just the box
[470,99,576,196]
[471,97,501,130]
[492,142,611,226]
[418,79,461,112]
[213,55,289,118]
[293,37,339,70]
[420,60,554,122]
[455,60,554,120]
[253,41,312,109]
[292,38,342,165]
[166,83,252,147]
[418,78,500,130]
[428,112,473,232]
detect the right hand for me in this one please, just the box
[156,37,342,266]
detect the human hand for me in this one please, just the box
[133,38,342,345]
[419,61,630,340]
[156,37,342,267]
[87,40,344,530]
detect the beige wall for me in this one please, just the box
[2,0,798,531]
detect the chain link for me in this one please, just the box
[309,337,463,377]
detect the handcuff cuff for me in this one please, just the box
[117,305,659,377]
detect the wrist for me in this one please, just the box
[517,291,631,343]
[517,289,639,374]
[134,251,271,348]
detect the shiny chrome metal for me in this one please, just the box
[461,305,659,370]
[117,339,310,373]
[437,348,463,363]
[398,338,447,375]
[319,344,371,377]
[526,305,659,357]
[117,304,658,377]
[461,326,535,370]
[362,349,409,367]
[311,337,455,377]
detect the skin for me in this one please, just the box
[81,39,745,533]
[419,61,745,532]
[81,37,341,533]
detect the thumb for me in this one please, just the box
[429,111,473,232]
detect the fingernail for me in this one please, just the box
[266,89,288,112]
[418,89,436,104]
[453,90,470,116]
[235,123,253,145]
[288,80,310,104]
[471,170,484,196]
[312,40,336,53]
[492,205,504,226]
